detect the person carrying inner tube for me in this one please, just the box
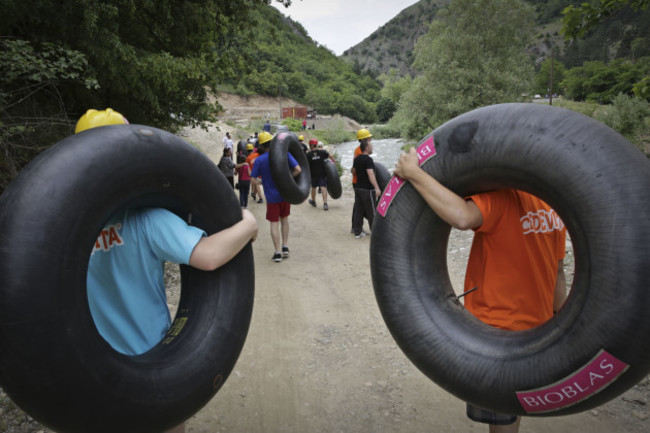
[246,135,266,204]
[298,135,308,153]
[351,128,381,239]
[79,109,258,433]
[250,131,302,263]
[394,147,567,433]
[307,138,335,211]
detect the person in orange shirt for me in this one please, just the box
[246,132,271,204]
[394,148,566,433]
[350,129,368,235]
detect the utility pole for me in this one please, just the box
[549,40,554,106]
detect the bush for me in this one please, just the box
[594,94,650,152]
[370,124,402,139]
[375,97,397,123]
[310,117,355,144]
[281,118,303,132]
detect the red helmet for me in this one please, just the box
[309,139,318,146]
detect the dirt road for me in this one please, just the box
[181,125,649,433]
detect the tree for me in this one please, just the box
[562,0,649,39]
[394,0,536,139]
[376,97,398,123]
[378,69,412,104]
[561,58,649,102]
[0,0,292,193]
[0,39,98,192]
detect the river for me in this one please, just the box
[334,138,405,173]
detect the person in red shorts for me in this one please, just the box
[394,147,567,433]
[250,133,302,262]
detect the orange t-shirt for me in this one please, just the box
[246,151,260,171]
[463,190,566,331]
[352,145,362,184]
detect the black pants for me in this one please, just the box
[352,188,377,236]
[238,180,250,207]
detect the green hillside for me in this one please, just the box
[225,5,381,124]
[340,0,650,78]
[341,0,448,78]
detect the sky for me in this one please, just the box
[271,0,421,56]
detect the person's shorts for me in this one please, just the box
[266,201,291,222]
[466,403,517,425]
[311,176,327,188]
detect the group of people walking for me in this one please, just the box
[220,127,384,260]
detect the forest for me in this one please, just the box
[1,0,649,193]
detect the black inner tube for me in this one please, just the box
[371,103,650,416]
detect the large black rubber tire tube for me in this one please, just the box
[236,139,248,155]
[268,132,311,204]
[324,159,342,199]
[374,161,391,193]
[370,103,650,416]
[0,125,255,433]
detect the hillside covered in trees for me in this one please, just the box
[340,0,447,78]
[341,0,650,79]
[221,6,381,125]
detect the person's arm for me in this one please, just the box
[189,209,258,271]
[250,163,259,186]
[367,168,381,197]
[288,154,301,177]
[394,147,483,230]
[553,259,567,312]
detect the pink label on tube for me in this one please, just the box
[377,135,437,217]
[516,350,628,414]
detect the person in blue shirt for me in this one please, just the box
[78,109,258,433]
[250,131,301,263]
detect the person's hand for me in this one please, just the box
[375,187,382,197]
[394,147,420,181]
[241,209,258,242]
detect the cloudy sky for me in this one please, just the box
[271,0,421,56]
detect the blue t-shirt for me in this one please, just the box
[250,152,299,204]
[87,208,205,355]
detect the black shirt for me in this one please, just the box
[307,149,330,179]
[353,154,375,189]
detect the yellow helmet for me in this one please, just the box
[357,128,372,140]
[299,135,304,141]
[246,143,254,150]
[258,131,273,145]
[75,108,128,133]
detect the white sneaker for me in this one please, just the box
[354,232,367,239]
